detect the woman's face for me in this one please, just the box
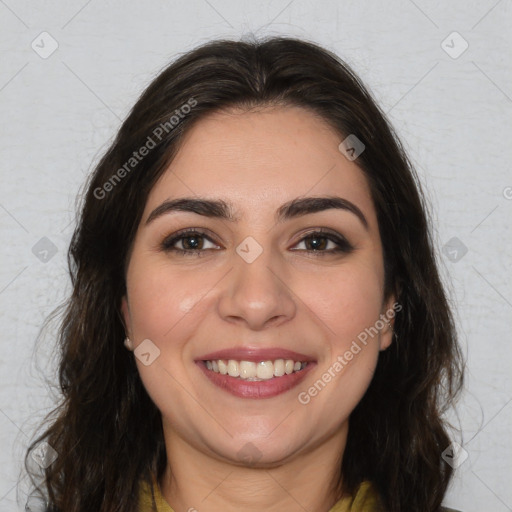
[122,105,395,466]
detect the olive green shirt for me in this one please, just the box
[138,477,462,511]
[138,478,382,511]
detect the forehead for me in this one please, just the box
[143,105,376,225]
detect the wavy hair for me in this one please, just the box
[23,35,464,512]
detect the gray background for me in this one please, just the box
[1,1,511,510]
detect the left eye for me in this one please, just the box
[290,231,353,254]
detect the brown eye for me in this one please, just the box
[177,234,204,250]
[161,229,220,255]
[291,230,353,255]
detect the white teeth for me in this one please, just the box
[256,361,274,380]
[227,359,240,377]
[274,359,285,377]
[204,358,309,380]
[218,359,228,375]
[240,361,256,379]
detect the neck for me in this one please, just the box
[159,422,348,512]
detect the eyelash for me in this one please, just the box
[160,228,354,257]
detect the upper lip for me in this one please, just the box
[196,347,316,363]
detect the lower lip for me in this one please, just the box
[196,361,316,399]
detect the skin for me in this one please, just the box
[121,105,395,512]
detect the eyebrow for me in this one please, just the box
[145,196,368,230]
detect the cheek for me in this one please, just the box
[126,258,209,341]
[297,261,384,346]
[294,260,384,410]
[126,262,206,420]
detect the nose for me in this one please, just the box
[217,247,297,331]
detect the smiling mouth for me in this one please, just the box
[196,347,316,399]
[203,358,309,381]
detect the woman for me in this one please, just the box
[23,36,464,512]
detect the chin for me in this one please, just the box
[208,434,306,468]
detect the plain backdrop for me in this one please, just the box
[1,1,511,511]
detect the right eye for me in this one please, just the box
[161,229,221,256]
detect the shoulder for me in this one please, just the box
[329,482,463,512]
[329,481,383,512]
[138,477,174,512]
[351,481,382,509]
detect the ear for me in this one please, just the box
[121,296,132,337]
[379,295,399,352]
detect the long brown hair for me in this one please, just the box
[22,35,464,512]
